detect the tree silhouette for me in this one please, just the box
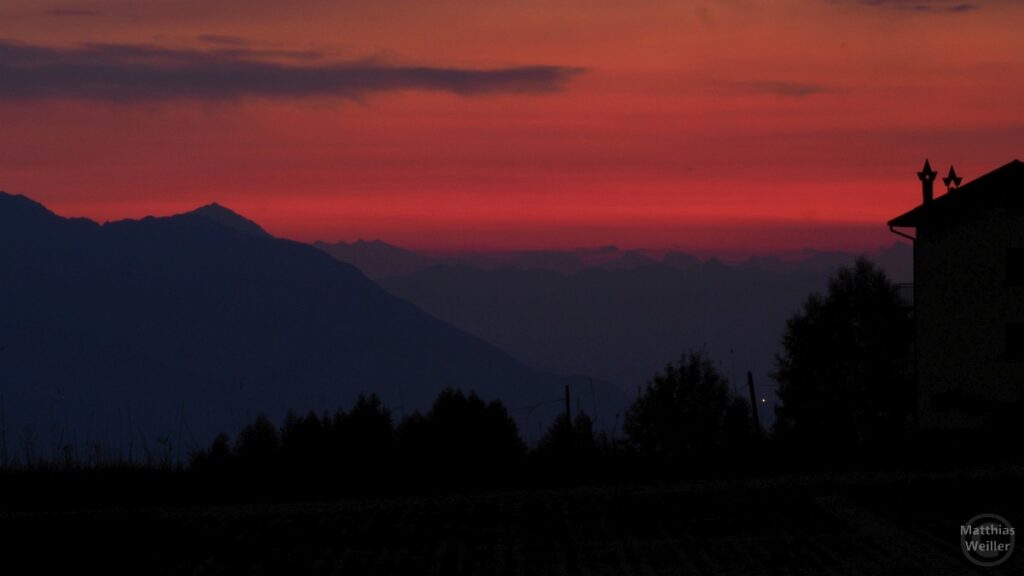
[624,351,750,465]
[189,432,233,477]
[531,411,602,481]
[535,412,597,459]
[280,410,328,478]
[333,394,394,486]
[398,388,524,487]
[234,413,279,468]
[773,258,913,451]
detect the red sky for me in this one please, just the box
[2,0,1023,253]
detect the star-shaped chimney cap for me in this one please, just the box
[918,159,937,182]
[942,165,962,190]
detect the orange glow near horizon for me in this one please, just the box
[2,0,1023,253]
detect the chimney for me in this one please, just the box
[918,159,937,203]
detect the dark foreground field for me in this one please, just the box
[4,468,1021,575]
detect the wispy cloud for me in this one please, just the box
[43,7,101,17]
[195,34,257,47]
[856,0,979,13]
[732,81,837,98]
[0,40,584,102]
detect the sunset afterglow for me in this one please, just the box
[3,0,1022,252]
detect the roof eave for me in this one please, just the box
[887,210,921,228]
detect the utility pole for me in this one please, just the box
[1,393,7,467]
[747,371,762,435]
[564,384,571,423]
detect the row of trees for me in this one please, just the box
[3,259,922,508]
[188,258,916,495]
[190,357,763,497]
[622,257,916,462]
[191,390,529,493]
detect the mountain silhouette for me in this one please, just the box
[312,242,699,278]
[314,239,910,281]
[0,193,625,458]
[313,239,433,278]
[379,246,912,417]
[186,202,271,237]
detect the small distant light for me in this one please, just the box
[760,398,767,404]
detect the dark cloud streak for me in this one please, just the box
[0,40,584,102]
[856,0,979,13]
[733,81,836,98]
[195,34,256,47]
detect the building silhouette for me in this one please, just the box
[889,159,1024,429]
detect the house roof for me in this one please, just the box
[888,159,1024,228]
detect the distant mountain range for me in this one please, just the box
[0,194,625,459]
[313,238,912,282]
[313,239,433,279]
[314,239,912,424]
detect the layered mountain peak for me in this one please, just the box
[0,191,59,221]
[2,193,625,452]
[0,191,101,243]
[185,202,271,237]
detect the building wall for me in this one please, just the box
[916,202,1024,429]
